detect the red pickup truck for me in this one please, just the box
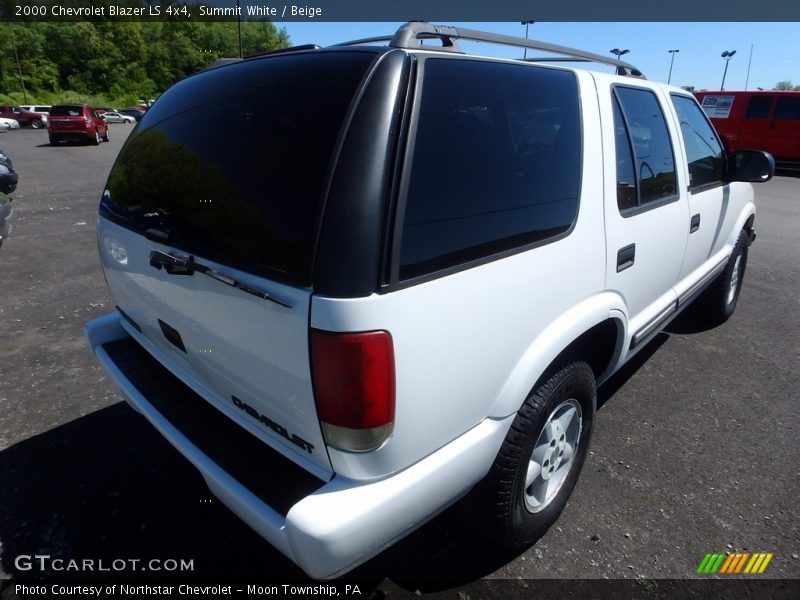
[0,105,48,129]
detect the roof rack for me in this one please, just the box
[336,22,645,79]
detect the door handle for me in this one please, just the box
[616,244,636,272]
[690,213,701,233]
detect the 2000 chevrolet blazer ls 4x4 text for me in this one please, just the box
[86,23,774,579]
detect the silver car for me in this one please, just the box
[0,117,20,132]
[101,111,136,124]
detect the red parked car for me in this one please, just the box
[0,105,47,129]
[48,104,109,145]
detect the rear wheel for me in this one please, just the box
[476,361,595,547]
[92,130,101,145]
[30,119,43,129]
[49,137,58,146]
[103,127,110,142]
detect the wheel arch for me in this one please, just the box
[727,190,756,249]
[489,293,628,419]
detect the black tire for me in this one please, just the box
[49,137,58,146]
[92,130,101,146]
[103,127,110,142]
[30,119,43,129]
[703,230,749,325]
[476,361,596,548]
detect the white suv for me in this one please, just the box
[86,23,774,579]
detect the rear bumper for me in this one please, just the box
[86,313,511,579]
[49,130,92,142]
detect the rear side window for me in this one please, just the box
[101,51,375,286]
[613,86,677,213]
[774,96,800,120]
[399,59,581,280]
[671,94,725,190]
[746,96,774,119]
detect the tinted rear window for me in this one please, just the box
[101,51,375,286]
[399,59,581,280]
[774,96,800,120]
[746,96,773,119]
[50,105,84,116]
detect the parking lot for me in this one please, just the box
[0,127,798,589]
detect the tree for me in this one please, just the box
[774,81,800,91]
[0,18,290,105]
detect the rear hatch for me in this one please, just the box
[97,50,378,475]
[49,105,88,131]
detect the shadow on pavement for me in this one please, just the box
[0,403,303,581]
[0,334,670,590]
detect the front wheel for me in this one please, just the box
[702,230,749,325]
[476,362,596,548]
[30,119,43,129]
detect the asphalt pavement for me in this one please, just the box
[0,127,797,594]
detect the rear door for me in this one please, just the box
[600,82,689,351]
[98,51,377,475]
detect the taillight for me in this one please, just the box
[311,329,395,452]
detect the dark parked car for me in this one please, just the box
[0,148,17,194]
[0,105,47,129]
[118,108,145,122]
[0,148,17,248]
[48,104,109,145]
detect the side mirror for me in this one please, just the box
[727,150,775,183]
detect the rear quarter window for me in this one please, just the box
[398,59,581,280]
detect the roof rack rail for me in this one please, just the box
[336,22,645,79]
[246,44,321,59]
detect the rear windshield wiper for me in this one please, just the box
[149,250,292,308]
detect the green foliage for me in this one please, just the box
[0,15,290,105]
[774,81,800,91]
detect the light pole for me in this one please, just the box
[610,49,629,75]
[236,0,243,58]
[720,50,736,90]
[521,21,534,59]
[667,49,679,84]
[8,22,28,104]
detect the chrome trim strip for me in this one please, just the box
[678,256,728,308]
[631,301,677,349]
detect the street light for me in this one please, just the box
[720,50,736,90]
[236,0,243,58]
[521,21,535,59]
[667,49,679,84]
[8,22,28,104]
[610,48,630,59]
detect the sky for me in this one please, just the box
[279,22,800,92]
